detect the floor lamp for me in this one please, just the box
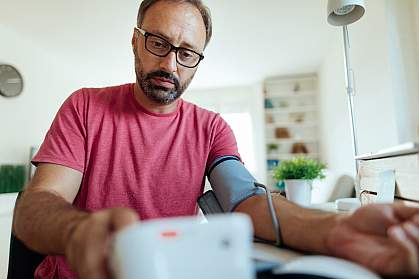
[327,0,365,207]
[327,0,365,174]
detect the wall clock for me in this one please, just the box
[0,64,24,98]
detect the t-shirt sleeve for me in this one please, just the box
[207,115,241,169]
[32,90,87,173]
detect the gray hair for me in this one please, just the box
[137,0,212,48]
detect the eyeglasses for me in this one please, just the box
[135,27,204,68]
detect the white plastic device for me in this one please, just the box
[335,197,361,211]
[110,214,254,279]
[277,255,380,279]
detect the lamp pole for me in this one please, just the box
[327,0,365,175]
[327,0,365,201]
[342,25,359,174]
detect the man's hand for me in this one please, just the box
[65,208,138,279]
[327,204,419,276]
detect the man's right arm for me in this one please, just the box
[13,163,138,278]
[13,163,86,254]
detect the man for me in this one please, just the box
[13,0,419,278]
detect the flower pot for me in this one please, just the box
[284,179,312,207]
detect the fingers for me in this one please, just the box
[350,204,419,236]
[80,216,112,279]
[388,225,419,275]
[403,222,419,246]
[402,214,419,246]
[83,208,138,279]
[394,205,419,221]
[66,216,110,279]
[387,207,419,275]
[109,208,139,232]
[65,208,139,279]
[349,204,399,235]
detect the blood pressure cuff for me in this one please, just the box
[206,156,265,212]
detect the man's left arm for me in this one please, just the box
[235,195,419,276]
[205,154,339,253]
[235,193,339,254]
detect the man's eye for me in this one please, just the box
[150,39,167,49]
[179,50,195,60]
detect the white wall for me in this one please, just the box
[0,25,60,164]
[416,1,419,74]
[184,85,266,183]
[414,0,419,137]
[0,0,138,165]
[386,0,419,142]
[318,0,419,176]
[318,39,357,176]
[0,27,135,165]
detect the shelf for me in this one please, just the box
[265,106,317,114]
[266,138,318,144]
[267,170,275,176]
[265,74,316,84]
[266,153,319,160]
[265,90,316,98]
[265,122,318,128]
[264,74,321,188]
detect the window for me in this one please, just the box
[221,112,256,173]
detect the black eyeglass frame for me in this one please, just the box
[135,27,204,68]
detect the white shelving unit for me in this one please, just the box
[264,74,321,189]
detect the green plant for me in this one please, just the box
[267,143,279,152]
[0,164,27,193]
[273,157,326,181]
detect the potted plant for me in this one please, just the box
[273,157,326,206]
[267,143,279,155]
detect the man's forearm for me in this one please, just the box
[235,194,340,254]
[13,190,88,255]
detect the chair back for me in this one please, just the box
[7,192,45,279]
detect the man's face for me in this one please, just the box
[133,1,207,105]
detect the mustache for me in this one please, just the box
[146,70,180,89]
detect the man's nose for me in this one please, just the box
[160,51,178,73]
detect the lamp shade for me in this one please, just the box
[327,0,365,26]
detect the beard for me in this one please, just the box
[135,58,195,105]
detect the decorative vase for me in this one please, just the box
[284,179,312,207]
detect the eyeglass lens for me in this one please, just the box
[146,35,201,67]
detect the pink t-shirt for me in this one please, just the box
[32,83,240,278]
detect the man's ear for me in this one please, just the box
[132,29,138,54]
